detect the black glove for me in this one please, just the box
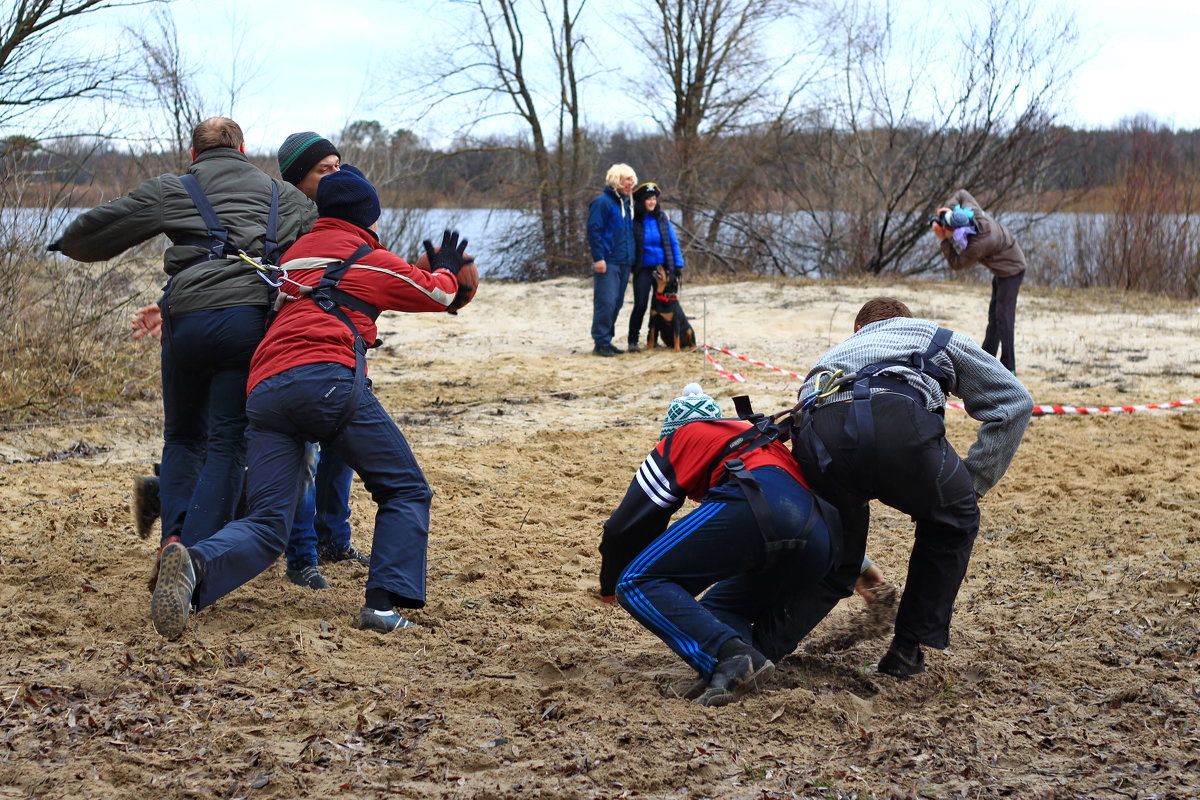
[422,230,470,276]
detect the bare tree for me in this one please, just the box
[629,0,809,268]
[0,1,169,422]
[0,0,166,132]
[125,7,203,173]
[335,120,433,257]
[771,0,1079,276]
[1082,117,1200,298]
[402,0,594,279]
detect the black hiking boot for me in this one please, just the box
[694,639,774,707]
[357,607,417,633]
[286,564,331,590]
[877,638,926,679]
[318,544,370,566]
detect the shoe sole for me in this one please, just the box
[358,613,416,633]
[694,660,775,707]
[150,543,192,640]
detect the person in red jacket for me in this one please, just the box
[150,168,479,639]
[599,384,839,706]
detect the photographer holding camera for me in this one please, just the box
[931,189,1026,374]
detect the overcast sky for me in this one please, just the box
[69,0,1200,154]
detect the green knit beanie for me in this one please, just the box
[660,383,722,438]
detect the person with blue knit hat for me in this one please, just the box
[274,132,374,591]
[150,168,481,640]
[599,383,839,706]
[931,188,1027,373]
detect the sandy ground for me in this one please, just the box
[0,277,1198,799]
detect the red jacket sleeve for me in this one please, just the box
[353,248,460,313]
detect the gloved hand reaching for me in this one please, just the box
[422,230,470,276]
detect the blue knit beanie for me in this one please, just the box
[944,204,975,229]
[316,169,381,229]
[278,131,340,186]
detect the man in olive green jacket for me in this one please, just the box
[50,117,315,550]
[932,188,1026,372]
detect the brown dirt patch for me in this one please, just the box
[0,279,1197,798]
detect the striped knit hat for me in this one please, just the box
[277,132,340,186]
[660,383,722,438]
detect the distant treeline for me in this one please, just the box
[5,123,1200,212]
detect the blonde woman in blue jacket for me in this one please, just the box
[586,163,637,357]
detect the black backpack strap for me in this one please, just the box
[178,174,229,261]
[841,326,954,452]
[262,180,280,266]
[912,327,953,392]
[308,244,379,436]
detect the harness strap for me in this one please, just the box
[723,459,807,565]
[179,174,228,261]
[325,287,381,321]
[263,180,280,265]
[307,243,377,436]
[178,174,281,267]
[841,326,953,452]
[707,415,802,568]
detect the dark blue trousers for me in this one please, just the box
[591,262,631,348]
[285,445,355,570]
[615,467,833,679]
[190,363,432,610]
[159,305,265,547]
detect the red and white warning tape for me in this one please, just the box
[1020,399,1199,416]
[702,347,745,382]
[703,345,806,380]
[703,344,1199,416]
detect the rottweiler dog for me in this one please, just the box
[647,265,696,351]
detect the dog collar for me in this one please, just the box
[655,292,675,302]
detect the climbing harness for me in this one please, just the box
[839,327,953,453]
[289,244,382,437]
[177,173,280,270]
[676,395,839,569]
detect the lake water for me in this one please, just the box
[22,206,1137,285]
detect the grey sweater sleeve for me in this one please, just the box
[944,332,1033,495]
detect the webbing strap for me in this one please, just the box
[309,244,377,437]
[178,174,281,267]
[325,287,381,321]
[841,327,953,452]
[179,174,228,261]
[263,180,280,265]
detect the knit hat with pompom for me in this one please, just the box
[660,383,722,438]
